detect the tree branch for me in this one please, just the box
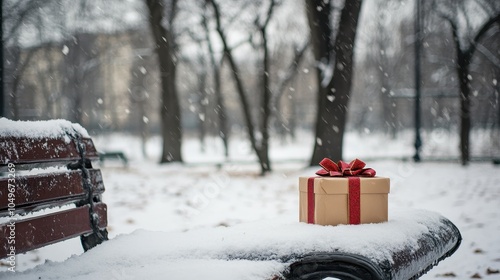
[476,42,500,68]
[273,40,309,106]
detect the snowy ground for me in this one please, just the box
[1,130,499,279]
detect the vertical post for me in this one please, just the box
[0,1,4,117]
[413,0,422,162]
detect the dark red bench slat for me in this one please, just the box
[0,203,107,258]
[0,169,105,215]
[0,137,98,166]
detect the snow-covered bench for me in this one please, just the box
[0,119,108,260]
[283,211,461,279]
[0,210,461,279]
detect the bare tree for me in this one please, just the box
[195,53,209,152]
[207,0,276,174]
[374,1,397,138]
[6,47,36,119]
[435,0,500,165]
[254,0,277,173]
[128,36,153,158]
[307,0,363,165]
[3,0,57,119]
[206,0,310,172]
[145,0,183,163]
[202,9,230,157]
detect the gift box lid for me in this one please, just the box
[299,177,390,195]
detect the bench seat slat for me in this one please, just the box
[0,203,107,259]
[0,137,98,166]
[0,169,105,216]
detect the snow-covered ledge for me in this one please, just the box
[0,118,97,167]
[0,118,89,140]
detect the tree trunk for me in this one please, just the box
[63,37,81,123]
[214,61,229,158]
[452,27,471,166]
[9,46,37,120]
[128,37,150,159]
[442,12,500,165]
[458,64,471,165]
[258,25,272,172]
[196,56,207,152]
[273,42,308,141]
[146,0,182,163]
[375,4,396,139]
[0,2,3,118]
[202,12,229,158]
[307,0,363,165]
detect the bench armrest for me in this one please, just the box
[286,213,461,280]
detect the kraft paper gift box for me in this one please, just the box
[299,176,390,226]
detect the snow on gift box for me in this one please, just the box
[299,158,389,226]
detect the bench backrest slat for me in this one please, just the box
[0,169,105,216]
[0,202,107,257]
[0,137,98,166]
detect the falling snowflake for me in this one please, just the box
[62,45,69,55]
[316,137,323,146]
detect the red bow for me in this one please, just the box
[316,158,376,177]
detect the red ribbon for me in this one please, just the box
[307,177,315,224]
[348,177,361,224]
[308,158,375,225]
[316,158,376,177]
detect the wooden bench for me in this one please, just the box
[98,151,128,166]
[0,120,108,261]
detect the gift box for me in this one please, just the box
[299,158,390,226]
